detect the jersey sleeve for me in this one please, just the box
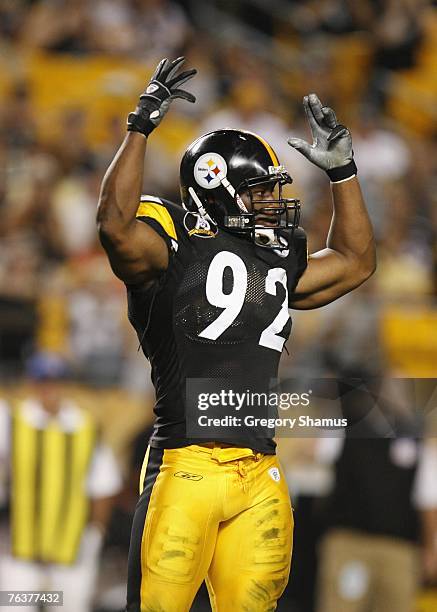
[288,226,308,295]
[135,195,182,256]
[293,227,308,279]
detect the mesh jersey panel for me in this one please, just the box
[174,259,279,344]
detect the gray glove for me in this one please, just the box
[288,93,356,182]
[127,57,196,137]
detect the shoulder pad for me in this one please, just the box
[136,195,183,241]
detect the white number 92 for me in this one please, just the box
[198,250,289,352]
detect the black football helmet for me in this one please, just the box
[180,129,300,248]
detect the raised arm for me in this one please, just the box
[288,94,376,309]
[97,57,196,286]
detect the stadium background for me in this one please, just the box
[0,0,436,610]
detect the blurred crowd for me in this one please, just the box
[0,0,436,383]
[0,0,436,611]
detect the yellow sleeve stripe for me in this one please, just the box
[136,202,177,241]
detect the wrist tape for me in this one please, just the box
[327,160,357,183]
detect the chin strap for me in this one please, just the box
[218,176,247,213]
[189,178,247,224]
[188,187,215,224]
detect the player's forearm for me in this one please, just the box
[97,132,147,240]
[327,177,376,281]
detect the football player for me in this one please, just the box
[97,57,375,612]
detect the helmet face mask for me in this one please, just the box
[180,129,301,249]
[228,169,300,233]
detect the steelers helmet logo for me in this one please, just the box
[194,153,227,190]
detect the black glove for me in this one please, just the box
[288,93,357,182]
[127,57,196,137]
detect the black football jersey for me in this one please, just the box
[127,196,308,454]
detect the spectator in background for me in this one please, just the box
[0,352,122,612]
[87,0,137,56]
[280,274,383,382]
[315,381,437,612]
[0,82,36,149]
[356,0,427,71]
[67,258,127,386]
[20,0,93,54]
[349,106,411,238]
[176,38,220,119]
[199,75,320,200]
[375,180,433,299]
[130,0,192,60]
[352,106,410,184]
[48,108,96,175]
[199,75,287,144]
[51,168,101,258]
[0,0,29,43]
[348,0,428,107]
[288,0,356,37]
[5,169,65,263]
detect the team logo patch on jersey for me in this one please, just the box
[268,467,281,482]
[194,153,228,189]
[174,471,203,481]
[183,211,218,238]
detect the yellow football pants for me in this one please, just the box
[126,444,294,612]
